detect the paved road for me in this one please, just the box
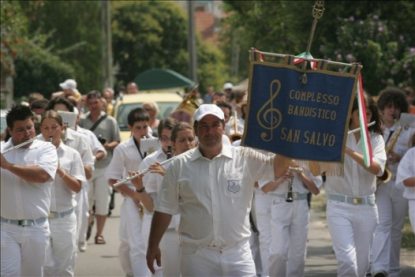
[75,193,415,276]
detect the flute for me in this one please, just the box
[113,157,174,188]
[1,137,37,154]
[348,121,375,135]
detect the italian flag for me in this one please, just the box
[356,73,373,167]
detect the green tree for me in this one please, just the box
[112,1,189,87]
[19,0,103,93]
[221,1,415,95]
[112,1,229,94]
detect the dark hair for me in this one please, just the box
[30,99,49,110]
[216,101,232,113]
[86,90,102,100]
[171,122,193,142]
[351,92,382,135]
[47,97,74,112]
[6,105,34,129]
[127,107,150,126]
[377,87,409,113]
[40,110,63,126]
[157,117,176,137]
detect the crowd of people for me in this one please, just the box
[1,78,415,277]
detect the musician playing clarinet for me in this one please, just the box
[371,87,415,277]
[1,105,58,276]
[105,107,154,277]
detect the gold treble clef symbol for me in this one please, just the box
[256,80,282,142]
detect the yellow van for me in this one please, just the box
[114,92,183,141]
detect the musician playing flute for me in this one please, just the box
[39,110,85,277]
[324,93,386,277]
[259,162,322,276]
[371,88,415,277]
[1,105,58,276]
[137,117,177,276]
[146,104,283,276]
[105,108,154,277]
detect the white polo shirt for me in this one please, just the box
[64,128,95,169]
[77,125,107,157]
[106,137,148,188]
[325,132,386,197]
[50,142,86,212]
[139,148,167,194]
[156,145,274,248]
[396,147,415,200]
[1,139,58,219]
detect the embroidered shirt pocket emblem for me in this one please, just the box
[227,179,241,193]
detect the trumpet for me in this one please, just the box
[113,157,174,188]
[377,125,403,184]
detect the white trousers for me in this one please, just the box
[180,240,256,277]
[254,191,272,277]
[327,200,378,277]
[88,167,111,215]
[371,181,408,277]
[44,212,77,277]
[409,200,415,234]
[118,198,154,277]
[75,181,89,244]
[268,197,309,277]
[1,221,50,277]
[160,229,180,276]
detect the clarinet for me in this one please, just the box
[286,177,294,202]
[286,166,303,203]
[166,145,173,159]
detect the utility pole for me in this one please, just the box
[188,1,197,83]
[101,0,113,89]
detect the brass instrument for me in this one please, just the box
[171,85,199,123]
[229,110,242,143]
[377,126,403,184]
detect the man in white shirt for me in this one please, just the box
[1,105,58,276]
[146,104,280,276]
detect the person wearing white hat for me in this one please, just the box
[146,104,286,276]
[52,79,82,105]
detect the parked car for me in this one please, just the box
[113,92,183,141]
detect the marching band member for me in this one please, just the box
[40,111,85,277]
[146,104,283,276]
[396,134,415,233]
[325,94,386,277]
[371,88,415,277]
[1,105,58,276]
[259,162,322,277]
[138,117,177,276]
[106,108,154,277]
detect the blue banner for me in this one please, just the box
[243,63,357,162]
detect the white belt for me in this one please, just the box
[48,208,74,219]
[1,217,48,227]
[270,192,309,200]
[328,194,375,206]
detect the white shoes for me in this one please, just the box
[78,241,87,252]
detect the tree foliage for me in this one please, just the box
[221,1,415,95]
[112,1,189,87]
[19,0,103,93]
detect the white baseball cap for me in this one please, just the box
[60,79,77,90]
[194,104,225,122]
[223,82,233,90]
